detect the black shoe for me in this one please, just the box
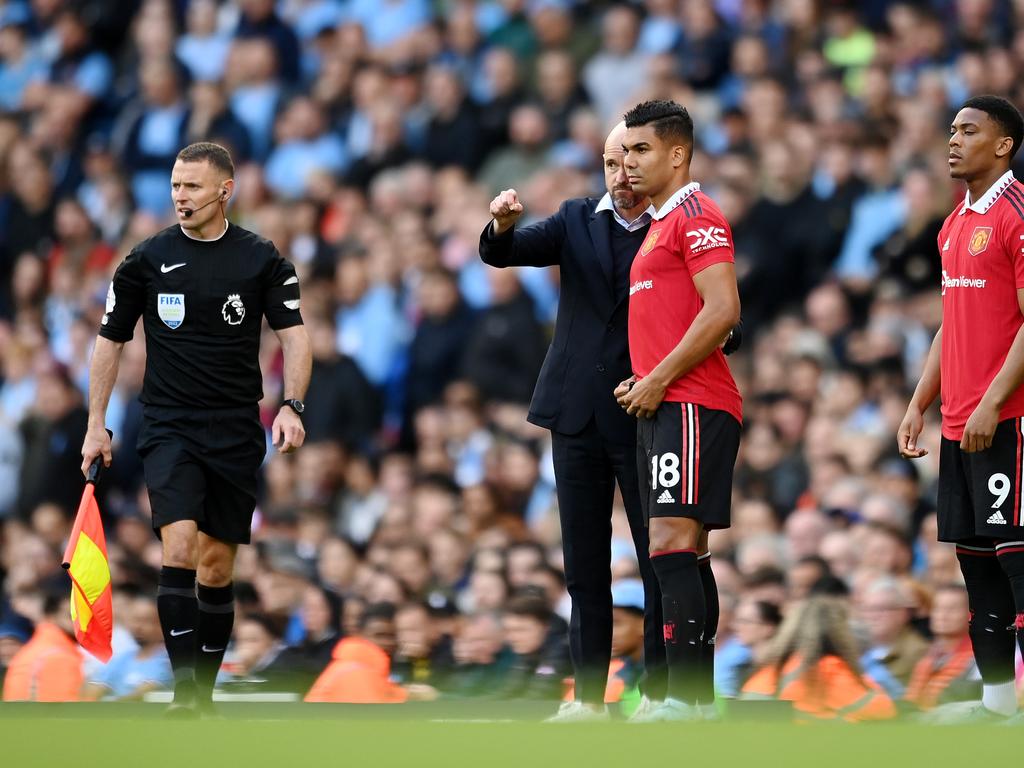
[164,679,199,719]
[163,701,200,720]
[196,698,223,720]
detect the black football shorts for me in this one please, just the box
[137,405,266,544]
[938,417,1024,543]
[636,402,740,529]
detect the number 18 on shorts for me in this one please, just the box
[938,417,1024,542]
[636,402,741,529]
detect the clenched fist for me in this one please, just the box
[489,189,524,235]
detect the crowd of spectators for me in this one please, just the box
[2,0,1023,713]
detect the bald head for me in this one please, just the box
[603,121,647,216]
[604,120,628,157]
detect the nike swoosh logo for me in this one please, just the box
[161,263,187,273]
[169,628,194,637]
[201,645,224,653]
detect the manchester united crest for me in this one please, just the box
[640,229,661,256]
[968,226,993,256]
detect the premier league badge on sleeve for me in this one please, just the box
[157,293,185,329]
[221,294,245,325]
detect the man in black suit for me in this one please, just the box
[479,121,668,721]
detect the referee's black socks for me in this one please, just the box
[197,582,235,703]
[651,549,705,704]
[158,566,199,702]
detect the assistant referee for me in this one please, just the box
[80,142,312,716]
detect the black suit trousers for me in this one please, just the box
[552,417,667,704]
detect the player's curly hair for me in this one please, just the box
[962,94,1024,159]
[623,100,694,146]
[177,141,235,178]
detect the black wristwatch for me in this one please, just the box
[282,399,305,415]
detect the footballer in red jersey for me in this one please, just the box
[899,95,1024,722]
[614,100,741,722]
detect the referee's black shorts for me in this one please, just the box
[636,402,740,529]
[137,405,266,544]
[939,417,1024,543]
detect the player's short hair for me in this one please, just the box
[623,100,694,147]
[961,94,1024,159]
[176,141,235,177]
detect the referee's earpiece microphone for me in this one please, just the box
[182,189,227,218]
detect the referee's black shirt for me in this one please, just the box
[99,222,303,409]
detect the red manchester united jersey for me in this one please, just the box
[628,182,742,424]
[939,170,1024,440]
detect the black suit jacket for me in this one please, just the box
[479,197,642,444]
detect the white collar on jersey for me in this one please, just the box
[651,181,701,221]
[595,193,657,231]
[180,218,230,241]
[959,170,1016,215]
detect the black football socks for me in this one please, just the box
[696,553,718,707]
[197,582,234,704]
[158,566,199,704]
[651,549,705,704]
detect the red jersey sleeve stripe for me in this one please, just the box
[693,194,704,215]
[1005,185,1024,220]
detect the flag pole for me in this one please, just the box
[61,429,115,662]
[62,429,112,571]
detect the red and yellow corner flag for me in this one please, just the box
[61,481,113,662]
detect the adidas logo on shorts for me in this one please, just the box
[988,510,1008,525]
[656,490,674,504]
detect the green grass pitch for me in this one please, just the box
[0,702,987,767]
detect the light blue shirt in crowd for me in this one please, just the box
[0,49,47,110]
[176,33,232,82]
[715,637,753,698]
[348,0,430,48]
[139,104,186,155]
[264,135,348,199]
[230,83,280,160]
[67,51,113,98]
[336,284,409,386]
[834,187,906,280]
[91,648,173,699]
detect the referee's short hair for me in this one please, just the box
[176,141,235,178]
[623,100,694,148]
[961,94,1024,159]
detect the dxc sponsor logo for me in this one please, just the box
[685,227,729,251]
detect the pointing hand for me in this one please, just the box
[489,189,524,235]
